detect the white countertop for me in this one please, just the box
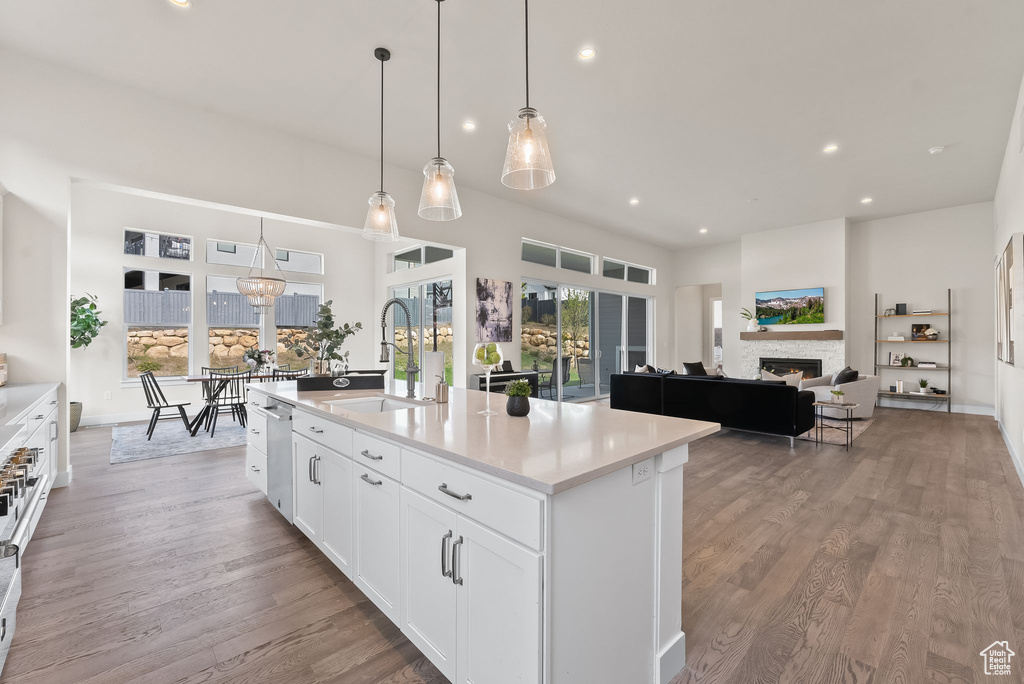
[0,383,59,427]
[250,381,719,494]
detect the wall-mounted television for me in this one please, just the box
[755,287,825,325]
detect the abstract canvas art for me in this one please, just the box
[476,278,513,342]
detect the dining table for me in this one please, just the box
[184,372,278,436]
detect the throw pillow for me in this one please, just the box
[682,361,708,376]
[833,367,859,385]
[761,369,803,387]
[656,367,675,375]
[633,364,650,373]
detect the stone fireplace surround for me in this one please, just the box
[740,338,845,380]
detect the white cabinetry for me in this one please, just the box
[292,435,322,542]
[320,447,353,577]
[353,463,400,621]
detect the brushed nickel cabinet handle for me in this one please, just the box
[313,456,321,485]
[308,455,315,483]
[360,473,382,486]
[451,536,464,585]
[441,530,453,578]
[360,449,383,461]
[308,426,324,434]
[250,465,260,473]
[438,483,472,501]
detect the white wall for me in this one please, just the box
[847,203,995,414]
[673,241,741,375]
[68,183,375,422]
[994,70,1024,482]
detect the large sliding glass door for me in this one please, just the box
[597,293,623,394]
[390,279,454,385]
[627,296,649,372]
[560,287,595,401]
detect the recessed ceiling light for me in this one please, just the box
[462,120,476,131]
[928,146,945,155]
[860,197,873,204]
[168,0,191,7]
[822,143,839,154]
[699,227,708,234]
[629,198,639,206]
[577,47,597,61]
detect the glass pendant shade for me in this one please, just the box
[417,157,462,221]
[501,107,555,190]
[363,191,400,242]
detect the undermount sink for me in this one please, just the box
[324,396,421,413]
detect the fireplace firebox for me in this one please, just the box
[760,357,822,379]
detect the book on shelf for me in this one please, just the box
[918,362,937,368]
[887,335,905,341]
[912,309,932,314]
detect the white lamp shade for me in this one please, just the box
[236,275,286,308]
[501,107,555,190]
[362,191,400,242]
[417,157,462,221]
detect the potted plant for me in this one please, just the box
[243,348,275,374]
[70,293,108,432]
[741,307,757,332]
[280,300,362,376]
[830,388,845,404]
[504,379,532,417]
[918,378,930,394]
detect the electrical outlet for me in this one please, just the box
[104,391,112,400]
[632,458,654,486]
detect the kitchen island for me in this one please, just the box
[245,381,718,684]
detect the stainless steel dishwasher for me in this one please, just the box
[263,399,295,523]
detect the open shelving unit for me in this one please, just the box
[873,289,951,413]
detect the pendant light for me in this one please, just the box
[236,218,286,308]
[363,47,401,242]
[418,0,462,221]
[501,0,555,190]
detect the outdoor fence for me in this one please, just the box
[123,290,323,328]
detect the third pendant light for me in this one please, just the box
[418,0,462,221]
[501,0,555,190]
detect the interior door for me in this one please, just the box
[455,516,542,684]
[353,467,401,621]
[292,436,322,543]
[400,488,458,681]
[320,447,354,579]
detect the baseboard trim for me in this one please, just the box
[54,466,72,488]
[80,411,150,427]
[656,631,686,684]
[997,420,1024,491]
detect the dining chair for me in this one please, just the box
[205,369,252,438]
[272,368,309,380]
[539,356,573,400]
[139,371,192,441]
[577,357,595,388]
[200,365,239,401]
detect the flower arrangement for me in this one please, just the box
[243,348,275,372]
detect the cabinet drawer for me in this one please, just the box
[245,444,268,494]
[293,409,353,455]
[246,391,271,410]
[246,408,268,454]
[353,432,401,481]
[401,449,544,551]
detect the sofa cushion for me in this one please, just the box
[761,369,803,387]
[682,362,707,376]
[833,367,859,385]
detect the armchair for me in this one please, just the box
[801,374,879,419]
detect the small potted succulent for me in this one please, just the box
[829,388,845,404]
[504,379,532,417]
[919,378,930,394]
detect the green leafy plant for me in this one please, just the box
[919,378,929,389]
[740,307,754,321]
[504,379,532,398]
[70,293,108,349]
[280,300,362,370]
[900,356,914,367]
[830,389,844,397]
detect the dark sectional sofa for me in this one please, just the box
[609,372,815,446]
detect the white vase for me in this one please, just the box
[747,320,758,332]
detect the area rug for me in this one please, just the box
[110,423,246,464]
[796,417,873,446]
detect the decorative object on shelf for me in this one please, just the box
[901,356,914,367]
[741,307,757,332]
[70,292,108,431]
[889,385,897,392]
[918,361,937,368]
[504,378,532,417]
[243,348,275,373]
[758,326,768,332]
[896,379,904,393]
[501,0,555,190]
[236,218,287,308]
[912,309,932,315]
[888,352,905,366]
[924,327,940,340]
[830,389,845,404]
[932,388,947,395]
[280,301,362,376]
[883,307,896,317]
[911,323,928,340]
[473,342,504,416]
[918,378,930,394]
[887,333,905,341]
[895,303,907,315]
[418,0,462,221]
[476,278,513,342]
[363,47,400,242]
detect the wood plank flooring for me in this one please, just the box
[2,407,1022,683]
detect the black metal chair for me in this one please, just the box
[272,367,309,380]
[139,371,192,441]
[577,357,595,388]
[205,369,251,437]
[539,356,572,400]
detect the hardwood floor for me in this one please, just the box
[3,407,1022,683]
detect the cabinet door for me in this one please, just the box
[320,448,354,579]
[292,436,322,543]
[400,487,458,681]
[353,467,400,621]
[455,516,542,684]
[47,415,58,482]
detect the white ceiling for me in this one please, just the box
[1,0,1023,248]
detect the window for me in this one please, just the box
[387,280,454,386]
[124,269,192,378]
[124,230,192,260]
[627,266,651,284]
[559,249,593,274]
[274,248,323,275]
[393,245,455,272]
[998,238,1014,364]
[602,259,626,280]
[206,275,260,370]
[521,240,557,267]
[275,282,324,371]
[207,239,260,268]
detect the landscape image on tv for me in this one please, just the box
[755,287,825,325]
